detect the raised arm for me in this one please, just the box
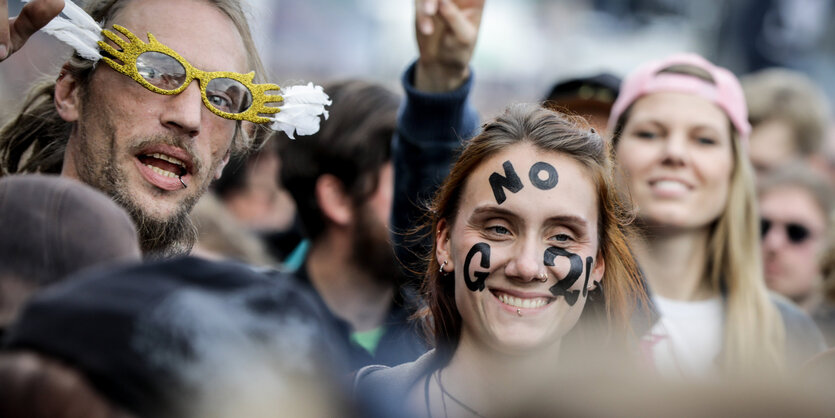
[391,0,484,286]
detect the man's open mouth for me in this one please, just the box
[133,145,196,192]
[137,153,189,178]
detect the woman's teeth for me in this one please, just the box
[652,180,688,193]
[497,293,549,309]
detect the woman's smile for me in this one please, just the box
[490,287,556,312]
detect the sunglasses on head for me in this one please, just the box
[97,25,282,123]
[760,218,812,244]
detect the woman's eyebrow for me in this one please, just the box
[544,215,590,235]
[690,124,724,134]
[471,206,589,233]
[628,118,664,129]
[470,205,521,222]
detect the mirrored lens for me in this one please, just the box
[205,77,253,114]
[136,51,187,91]
[786,223,810,244]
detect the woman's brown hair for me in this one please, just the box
[416,103,646,362]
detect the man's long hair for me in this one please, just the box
[0,0,269,177]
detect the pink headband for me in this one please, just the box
[608,53,751,142]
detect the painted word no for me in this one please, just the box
[489,160,558,205]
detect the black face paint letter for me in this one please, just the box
[528,161,558,190]
[544,246,584,306]
[489,161,523,205]
[582,256,593,297]
[464,243,491,292]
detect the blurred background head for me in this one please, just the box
[610,52,752,231]
[278,79,400,278]
[213,140,297,235]
[0,175,141,329]
[543,72,620,136]
[758,164,834,311]
[742,68,832,177]
[609,52,789,371]
[206,139,300,265]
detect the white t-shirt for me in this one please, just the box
[642,295,724,378]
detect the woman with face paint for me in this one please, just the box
[608,54,825,376]
[355,104,647,417]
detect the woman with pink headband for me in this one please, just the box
[609,53,825,376]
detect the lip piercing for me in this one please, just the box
[517,308,522,317]
[439,260,447,273]
[179,176,187,189]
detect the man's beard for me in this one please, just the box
[349,203,404,287]
[74,116,202,258]
[110,184,197,259]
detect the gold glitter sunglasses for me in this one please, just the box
[98,24,282,123]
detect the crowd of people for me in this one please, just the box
[1,0,835,416]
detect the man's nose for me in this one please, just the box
[161,81,202,137]
[762,222,788,250]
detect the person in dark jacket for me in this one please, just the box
[279,80,425,370]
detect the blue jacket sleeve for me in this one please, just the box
[391,61,480,287]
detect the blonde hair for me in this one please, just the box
[709,133,785,372]
[0,0,267,176]
[612,64,787,372]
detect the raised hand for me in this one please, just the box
[1,0,63,61]
[414,0,484,92]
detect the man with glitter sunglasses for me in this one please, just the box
[0,0,327,258]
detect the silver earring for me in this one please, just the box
[439,260,448,274]
[587,283,596,291]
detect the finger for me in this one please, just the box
[9,0,63,51]
[420,0,439,15]
[1,0,9,60]
[415,0,439,35]
[438,0,478,45]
